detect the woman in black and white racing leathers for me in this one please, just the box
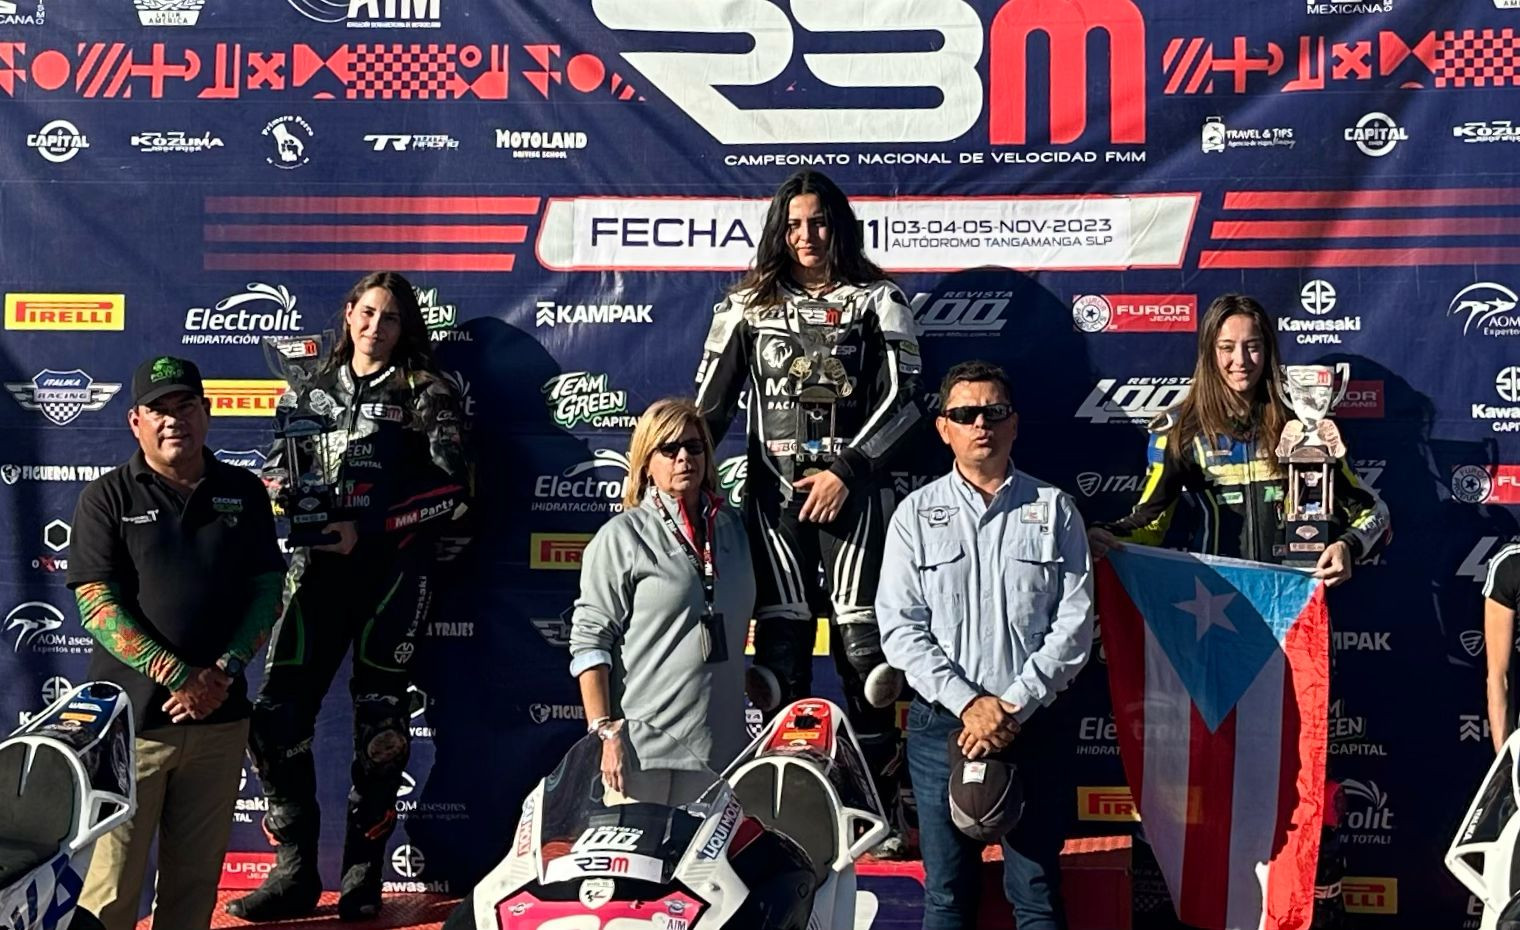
[694,170,925,843]
[229,272,471,923]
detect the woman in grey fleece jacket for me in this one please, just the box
[570,398,756,799]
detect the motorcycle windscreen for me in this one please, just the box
[535,719,721,887]
[1449,733,1520,906]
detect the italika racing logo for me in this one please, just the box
[5,369,122,425]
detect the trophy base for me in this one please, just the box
[1282,517,1331,568]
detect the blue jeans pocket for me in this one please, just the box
[906,698,934,735]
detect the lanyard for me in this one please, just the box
[650,492,717,615]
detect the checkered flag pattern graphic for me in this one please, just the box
[1436,28,1520,87]
[349,44,460,99]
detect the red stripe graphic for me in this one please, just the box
[204,253,515,272]
[1179,705,1232,927]
[202,195,539,274]
[205,224,529,244]
[1200,247,1520,268]
[205,196,540,215]
[1212,217,1520,239]
[1223,188,1520,210]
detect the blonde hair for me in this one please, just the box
[622,397,719,511]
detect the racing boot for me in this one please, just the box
[837,622,903,709]
[1311,780,1348,930]
[225,813,321,921]
[338,808,397,921]
[750,617,817,715]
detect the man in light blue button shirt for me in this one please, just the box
[878,360,1094,930]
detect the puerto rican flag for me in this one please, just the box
[1098,545,1329,930]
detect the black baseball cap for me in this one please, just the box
[947,729,1024,843]
[131,356,204,407]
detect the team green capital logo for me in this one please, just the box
[151,357,183,383]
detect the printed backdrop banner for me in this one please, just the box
[1,0,1518,924]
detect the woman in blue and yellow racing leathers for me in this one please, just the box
[1088,294,1390,930]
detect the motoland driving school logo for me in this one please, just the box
[6,370,122,426]
[5,294,124,331]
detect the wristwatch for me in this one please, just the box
[217,654,245,677]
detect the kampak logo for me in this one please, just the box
[593,0,1145,147]
[1449,283,1520,338]
[542,371,634,430]
[533,449,630,514]
[184,283,302,346]
[535,301,652,328]
[288,0,439,28]
[6,370,122,426]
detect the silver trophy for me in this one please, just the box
[1275,364,1345,566]
[785,300,854,484]
[262,332,343,547]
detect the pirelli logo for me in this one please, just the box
[1343,877,1397,915]
[530,533,592,570]
[202,380,287,417]
[1077,786,1138,822]
[5,293,125,331]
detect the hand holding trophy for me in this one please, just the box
[262,333,344,548]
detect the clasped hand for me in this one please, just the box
[959,695,1021,760]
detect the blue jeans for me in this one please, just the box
[905,697,1069,930]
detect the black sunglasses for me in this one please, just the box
[941,403,1014,425]
[656,438,706,458]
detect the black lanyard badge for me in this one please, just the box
[652,495,727,664]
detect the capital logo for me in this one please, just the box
[1300,280,1337,316]
[1345,112,1406,157]
[203,380,287,417]
[530,533,592,570]
[27,119,88,163]
[40,676,72,706]
[263,115,313,169]
[1449,283,1520,338]
[390,844,426,879]
[6,294,125,331]
[5,602,64,652]
[595,0,1144,146]
[6,370,122,426]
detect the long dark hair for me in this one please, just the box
[328,271,436,374]
[730,170,886,307]
[1172,294,1291,460]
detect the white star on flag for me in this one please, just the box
[1176,578,1237,641]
